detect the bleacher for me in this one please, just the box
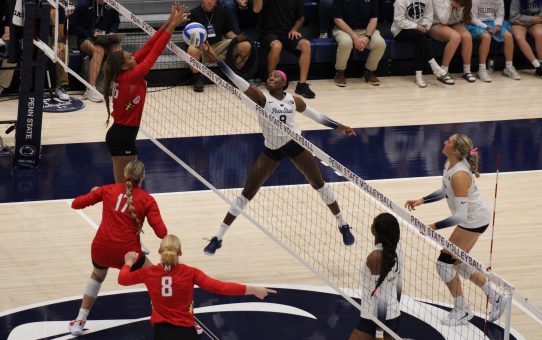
[66,0,534,84]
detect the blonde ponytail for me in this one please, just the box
[123,160,146,234]
[454,134,480,177]
[159,235,182,271]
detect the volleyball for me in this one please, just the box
[182,22,207,47]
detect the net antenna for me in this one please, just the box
[104,1,542,338]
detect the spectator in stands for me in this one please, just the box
[510,0,542,77]
[0,0,16,96]
[391,0,453,87]
[188,0,252,92]
[254,0,316,99]
[219,0,253,35]
[319,0,333,38]
[332,0,387,87]
[466,0,521,81]
[428,0,475,83]
[72,0,120,102]
[50,6,70,101]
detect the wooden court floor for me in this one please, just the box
[1,72,542,338]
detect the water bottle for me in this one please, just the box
[488,58,495,73]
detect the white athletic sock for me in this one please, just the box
[505,61,513,68]
[531,60,541,68]
[428,59,445,76]
[463,64,471,74]
[415,70,423,79]
[479,64,487,71]
[216,223,230,240]
[335,212,347,227]
[76,308,90,321]
[481,281,499,301]
[442,65,449,73]
[454,295,468,310]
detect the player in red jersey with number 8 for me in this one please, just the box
[68,160,169,336]
[118,234,277,340]
[103,3,189,183]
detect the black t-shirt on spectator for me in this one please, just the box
[333,0,379,30]
[259,0,304,35]
[189,5,233,45]
[72,0,120,45]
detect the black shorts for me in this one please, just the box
[260,32,303,56]
[356,316,400,336]
[458,224,489,234]
[153,323,198,340]
[92,252,146,271]
[264,140,305,161]
[105,123,139,156]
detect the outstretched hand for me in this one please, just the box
[200,41,218,63]
[404,198,423,211]
[247,286,278,300]
[337,124,356,136]
[169,2,190,26]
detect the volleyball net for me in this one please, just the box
[47,0,542,338]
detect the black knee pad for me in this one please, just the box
[437,252,455,264]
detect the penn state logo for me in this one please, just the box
[18,145,36,157]
[1,285,522,339]
[407,2,426,20]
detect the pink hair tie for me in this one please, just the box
[469,147,479,156]
[275,70,287,82]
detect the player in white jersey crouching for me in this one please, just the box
[201,44,356,255]
[405,133,509,326]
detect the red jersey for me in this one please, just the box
[118,263,246,327]
[72,184,168,269]
[111,29,172,127]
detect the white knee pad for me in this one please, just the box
[457,262,475,280]
[317,184,335,205]
[84,278,102,298]
[228,195,249,217]
[436,261,457,283]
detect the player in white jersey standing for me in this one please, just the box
[201,45,356,255]
[349,212,403,340]
[405,133,508,326]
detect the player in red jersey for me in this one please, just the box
[103,3,189,183]
[68,160,169,336]
[118,234,276,340]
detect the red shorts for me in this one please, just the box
[91,240,141,270]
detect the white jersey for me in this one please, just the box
[442,159,490,229]
[260,91,301,150]
[360,244,403,321]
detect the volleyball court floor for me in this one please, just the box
[0,74,541,339]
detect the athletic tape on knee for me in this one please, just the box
[84,278,102,298]
[457,262,475,280]
[228,195,249,217]
[317,184,335,205]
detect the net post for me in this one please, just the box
[13,0,50,168]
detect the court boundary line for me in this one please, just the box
[2,169,541,206]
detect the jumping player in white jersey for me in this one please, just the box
[201,44,356,255]
[405,133,509,326]
[349,213,403,340]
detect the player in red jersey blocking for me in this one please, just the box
[68,160,169,336]
[118,234,277,340]
[103,3,189,183]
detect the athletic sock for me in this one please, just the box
[335,212,347,227]
[479,64,487,71]
[463,64,471,74]
[216,223,229,240]
[532,60,541,68]
[454,295,468,310]
[505,61,513,69]
[76,308,90,321]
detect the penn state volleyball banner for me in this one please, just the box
[13,1,49,168]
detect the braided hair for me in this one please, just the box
[123,160,145,235]
[371,213,401,296]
